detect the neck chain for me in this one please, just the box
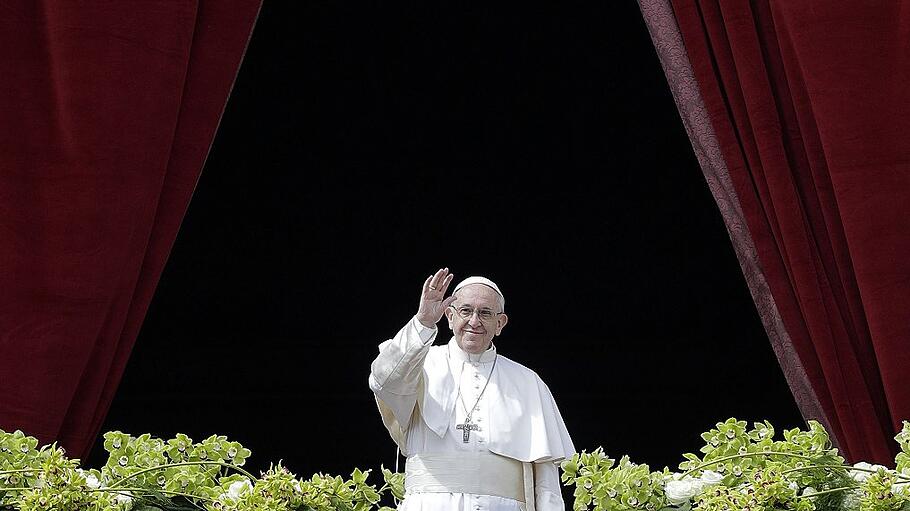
[457,354,497,425]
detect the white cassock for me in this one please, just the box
[369,316,576,511]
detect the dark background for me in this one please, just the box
[90,0,803,493]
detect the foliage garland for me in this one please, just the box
[561,419,910,511]
[2,419,910,511]
[0,430,403,511]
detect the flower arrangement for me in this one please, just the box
[0,429,403,511]
[3,418,909,511]
[561,419,910,511]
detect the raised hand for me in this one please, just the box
[416,267,456,328]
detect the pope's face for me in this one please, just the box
[445,284,509,354]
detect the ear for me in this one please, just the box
[495,313,509,336]
[444,307,455,329]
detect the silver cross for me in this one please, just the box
[456,420,480,442]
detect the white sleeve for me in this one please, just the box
[368,316,437,433]
[534,461,566,511]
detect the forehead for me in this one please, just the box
[454,284,501,308]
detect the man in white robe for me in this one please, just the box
[369,268,575,511]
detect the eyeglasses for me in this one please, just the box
[449,305,503,322]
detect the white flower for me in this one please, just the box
[665,478,704,505]
[802,486,818,497]
[76,468,102,490]
[789,481,799,491]
[700,470,724,486]
[850,461,888,482]
[115,491,134,510]
[892,481,910,495]
[841,489,862,511]
[227,479,253,499]
[85,473,101,489]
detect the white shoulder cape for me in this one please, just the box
[420,343,575,463]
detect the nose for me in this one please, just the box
[467,311,484,327]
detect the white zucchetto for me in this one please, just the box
[452,276,504,301]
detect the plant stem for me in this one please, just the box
[779,464,851,476]
[108,461,256,488]
[0,469,37,476]
[801,487,854,498]
[781,464,910,481]
[682,452,817,477]
[88,487,216,503]
[0,485,215,503]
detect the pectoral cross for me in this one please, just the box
[456,420,479,442]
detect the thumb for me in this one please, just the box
[442,296,457,308]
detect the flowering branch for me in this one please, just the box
[563,418,910,511]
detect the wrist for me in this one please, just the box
[416,316,437,329]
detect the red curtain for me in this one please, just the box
[641,0,910,463]
[0,1,261,460]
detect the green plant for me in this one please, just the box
[562,419,910,511]
[0,429,401,511]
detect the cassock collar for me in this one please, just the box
[446,337,497,364]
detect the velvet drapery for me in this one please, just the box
[0,0,261,459]
[640,0,910,463]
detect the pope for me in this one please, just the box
[369,267,576,511]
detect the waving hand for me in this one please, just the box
[416,267,456,328]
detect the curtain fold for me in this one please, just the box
[0,0,262,459]
[640,0,910,463]
[637,0,832,442]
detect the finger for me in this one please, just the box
[428,269,440,290]
[422,275,433,295]
[436,268,451,293]
[442,295,457,308]
[436,267,449,287]
[429,268,446,291]
[439,273,455,294]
